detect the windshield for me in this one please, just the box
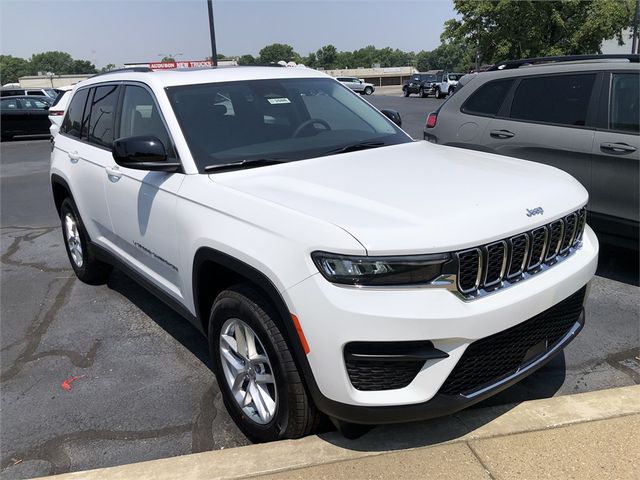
[166,78,410,172]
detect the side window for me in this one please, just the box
[86,85,118,148]
[20,98,50,110]
[118,85,174,156]
[26,90,46,96]
[510,74,596,127]
[1,98,19,109]
[462,79,514,117]
[610,73,639,134]
[60,89,90,138]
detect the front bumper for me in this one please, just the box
[283,226,598,423]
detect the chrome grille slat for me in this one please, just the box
[454,208,585,298]
[507,234,529,279]
[560,213,578,254]
[483,241,507,287]
[527,226,548,271]
[545,220,564,262]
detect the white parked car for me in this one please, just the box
[337,76,375,95]
[48,89,72,137]
[51,66,598,442]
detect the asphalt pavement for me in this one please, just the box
[1,94,639,479]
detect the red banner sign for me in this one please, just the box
[149,60,213,70]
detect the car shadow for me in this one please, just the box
[106,265,567,453]
[106,268,213,370]
[595,238,639,286]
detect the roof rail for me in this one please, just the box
[489,54,640,71]
[90,67,153,78]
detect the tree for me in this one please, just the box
[303,52,317,68]
[161,56,175,62]
[442,0,637,65]
[30,51,74,75]
[100,63,117,73]
[315,44,338,69]
[238,54,257,65]
[0,55,33,84]
[71,59,97,75]
[258,43,300,63]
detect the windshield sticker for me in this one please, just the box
[267,97,291,105]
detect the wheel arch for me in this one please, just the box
[51,173,73,215]
[192,248,296,342]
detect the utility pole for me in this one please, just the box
[207,0,218,66]
[632,0,640,54]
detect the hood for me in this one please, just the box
[210,142,588,255]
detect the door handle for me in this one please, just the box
[105,165,122,181]
[68,151,80,163]
[490,129,515,139]
[600,142,637,153]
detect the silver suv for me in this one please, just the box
[424,55,639,249]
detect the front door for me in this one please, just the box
[590,71,640,239]
[103,84,185,298]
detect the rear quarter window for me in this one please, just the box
[60,89,90,138]
[461,78,514,117]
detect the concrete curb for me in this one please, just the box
[41,385,640,480]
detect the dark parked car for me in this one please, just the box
[423,54,640,249]
[402,73,438,97]
[1,96,53,140]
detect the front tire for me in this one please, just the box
[403,88,410,97]
[364,86,373,95]
[209,284,320,442]
[420,88,427,98]
[60,197,112,284]
[435,87,442,99]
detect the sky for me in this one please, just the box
[0,0,458,68]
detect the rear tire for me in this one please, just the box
[60,197,112,285]
[209,284,320,442]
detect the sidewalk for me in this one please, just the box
[42,385,639,480]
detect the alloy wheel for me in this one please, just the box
[64,213,83,268]
[219,318,278,424]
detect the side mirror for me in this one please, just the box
[381,109,402,128]
[112,135,180,172]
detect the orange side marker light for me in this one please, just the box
[291,313,310,354]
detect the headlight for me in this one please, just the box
[311,251,451,286]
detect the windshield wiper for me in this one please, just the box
[322,141,386,156]
[203,158,286,173]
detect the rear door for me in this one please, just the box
[1,98,23,136]
[590,70,639,238]
[18,97,51,134]
[55,86,117,242]
[482,72,599,194]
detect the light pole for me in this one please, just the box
[207,0,218,66]
[632,0,639,54]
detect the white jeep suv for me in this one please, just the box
[51,66,598,441]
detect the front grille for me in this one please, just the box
[455,208,586,298]
[484,242,506,286]
[545,220,564,262]
[507,234,528,278]
[457,249,481,293]
[345,359,424,391]
[439,287,586,396]
[527,227,547,270]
